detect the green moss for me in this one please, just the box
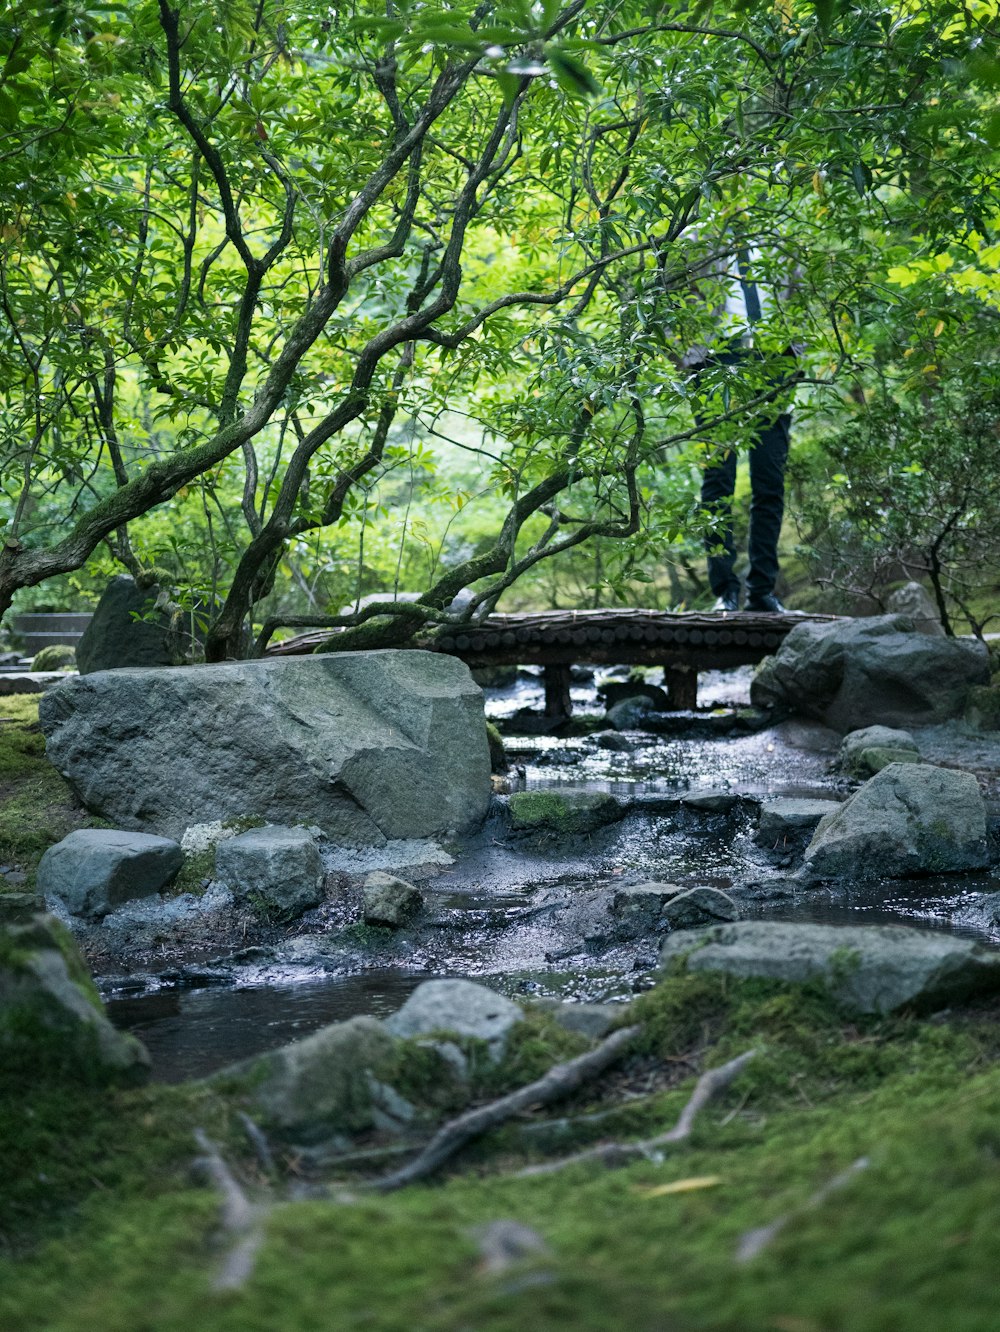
[30,645,77,672]
[0,695,104,877]
[485,721,507,773]
[222,815,268,834]
[507,790,623,835]
[170,849,216,897]
[5,971,1000,1329]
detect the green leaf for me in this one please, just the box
[546,47,602,99]
[812,0,838,38]
[496,70,520,108]
[851,160,873,195]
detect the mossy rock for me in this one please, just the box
[965,683,1000,733]
[485,721,507,773]
[0,914,149,1084]
[30,644,76,672]
[507,789,625,834]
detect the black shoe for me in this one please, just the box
[745,593,788,614]
[711,590,740,613]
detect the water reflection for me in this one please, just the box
[107,970,433,1084]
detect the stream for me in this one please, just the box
[103,665,1000,1082]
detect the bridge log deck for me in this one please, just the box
[267,608,837,715]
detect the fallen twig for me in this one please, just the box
[735,1155,870,1263]
[365,1024,641,1193]
[515,1049,758,1179]
[193,1128,268,1291]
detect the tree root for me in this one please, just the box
[193,1128,268,1291]
[515,1048,758,1179]
[365,1024,642,1193]
[735,1155,870,1263]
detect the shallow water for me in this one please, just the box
[106,971,431,1084]
[106,667,1000,1081]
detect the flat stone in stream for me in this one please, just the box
[507,789,625,835]
[755,798,842,851]
[612,881,739,931]
[661,920,1000,1014]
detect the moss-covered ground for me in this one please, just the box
[0,695,100,883]
[4,965,1000,1331]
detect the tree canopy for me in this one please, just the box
[1,0,998,653]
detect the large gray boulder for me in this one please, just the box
[804,763,989,879]
[749,614,988,731]
[0,915,150,1081]
[36,828,183,919]
[214,825,324,918]
[75,575,192,674]
[38,651,491,844]
[385,979,524,1062]
[661,920,1000,1015]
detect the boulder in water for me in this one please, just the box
[804,763,989,879]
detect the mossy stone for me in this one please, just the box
[507,789,624,834]
[965,683,1000,732]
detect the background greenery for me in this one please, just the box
[1,0,999,649]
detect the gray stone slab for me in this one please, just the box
[661,919,1000,1014]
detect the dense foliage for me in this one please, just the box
[1,0,998,651]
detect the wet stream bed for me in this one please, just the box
[101,666,1000,1082]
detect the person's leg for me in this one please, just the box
[745,410,791,600]
[700,444,740,599]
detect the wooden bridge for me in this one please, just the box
[267,607,836,716]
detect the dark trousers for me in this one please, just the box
[695,355,791,600]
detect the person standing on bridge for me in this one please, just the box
[680,237,802,615]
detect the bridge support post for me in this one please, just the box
[663,663,698,711]
[543,664,573,719]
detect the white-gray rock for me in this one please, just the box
[215,825,324,917]
[38,651,491,843]
[661,920,1000,1014]
[804,763,989,878]
[756,798,842,849]
[611,881,686,922]
[385,979,524,1061]
[362,872,423,927]
[886,582,945,636]
[749,614,988,731]
[36,828,183,919]
[837,725,920,779]
[682,791,742,814]
[611,881,738,930]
